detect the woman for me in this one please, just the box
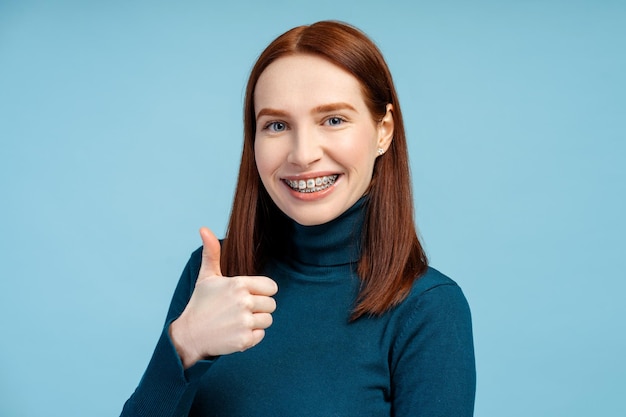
[121,20,476,416]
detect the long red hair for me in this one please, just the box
[221,21,428,319]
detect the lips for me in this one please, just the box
[283,174,339,193]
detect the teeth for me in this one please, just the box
[285,175,338,193]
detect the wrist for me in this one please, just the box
[169,317,200,369]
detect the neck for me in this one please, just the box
[282,197,367,267]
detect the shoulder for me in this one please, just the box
[407,266,468,303]
[412,266,459,291]
[388,266,475,363]
[394,266,472,328]
[387,267,477,414]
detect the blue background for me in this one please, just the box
[1,1,624,416]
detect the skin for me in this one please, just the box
[254,53,394,226]
[170,227,278,368]
[170,53,394,368]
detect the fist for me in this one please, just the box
[170,227,278,368]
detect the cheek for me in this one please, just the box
[254,139,278,179]
[338,128,378,170]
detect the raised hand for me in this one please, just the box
[169,227,278,368]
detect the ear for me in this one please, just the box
[377,104,394,154]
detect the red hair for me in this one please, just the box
[221,21,428,319]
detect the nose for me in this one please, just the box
[287,127,323,168]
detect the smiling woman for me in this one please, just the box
[254,54,393,226]
[120,20,476,417]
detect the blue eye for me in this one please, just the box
[326,117,344,126]
[267,121,287,132]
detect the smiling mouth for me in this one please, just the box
[283,175,339,193]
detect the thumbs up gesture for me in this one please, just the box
[169,227,278,369]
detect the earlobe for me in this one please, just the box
[377,104,395,153]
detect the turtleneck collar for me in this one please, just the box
[285,197,367,267]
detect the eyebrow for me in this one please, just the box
[311,102,358,114]
[256,102,358,119]
[256,108,290,119]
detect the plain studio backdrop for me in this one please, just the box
[1,1,624,416]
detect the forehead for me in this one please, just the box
[254,54,367,113]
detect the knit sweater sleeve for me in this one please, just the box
[390,280,476,416]
[120,248,213,417]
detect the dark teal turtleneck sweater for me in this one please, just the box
[121,199,476,416]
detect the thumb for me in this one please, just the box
[198,227,222,278]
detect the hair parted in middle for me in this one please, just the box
[220,20,428,319]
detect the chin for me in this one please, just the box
[283,204,345,226]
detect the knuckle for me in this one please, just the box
[237,333,256,352]
[244,313,256,329]
[231,276,247,291]
[236,295,254,311]
[237,312,255,329]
